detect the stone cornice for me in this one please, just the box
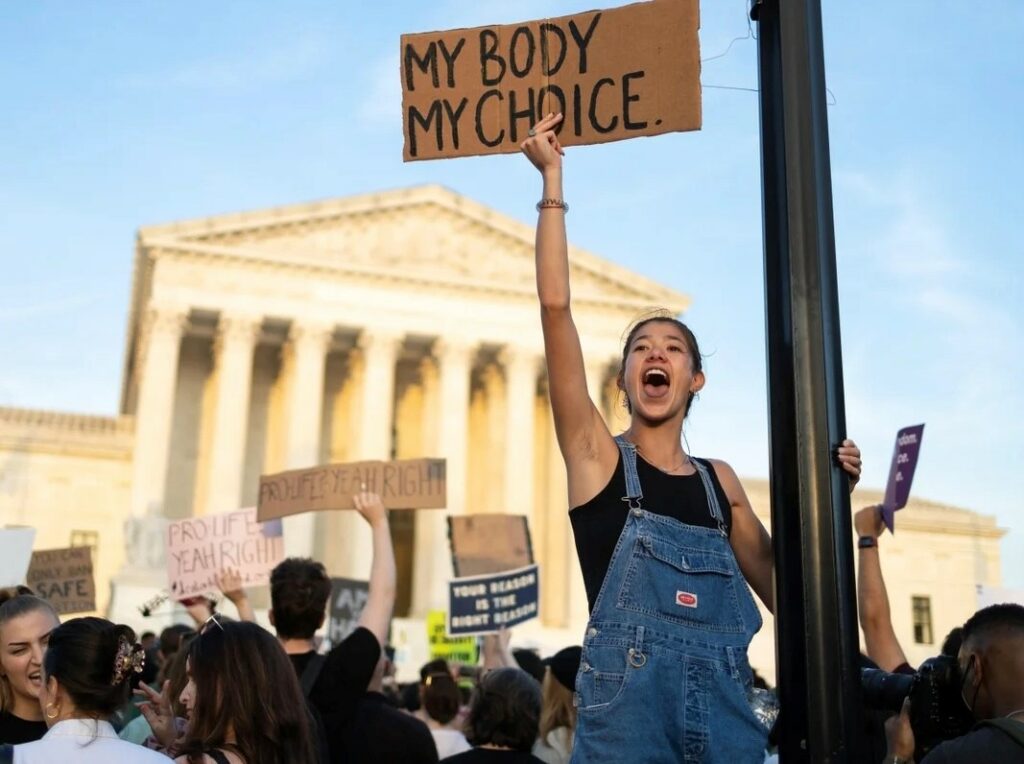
[0,406,134,459]
[143,236,670,313]
[136,185,690,313]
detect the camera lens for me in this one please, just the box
[861,668,914,712]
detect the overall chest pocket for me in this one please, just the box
[616,535,744,633]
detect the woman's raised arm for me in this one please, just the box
[521,113,610,475]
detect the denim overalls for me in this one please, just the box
[570,437,768,763]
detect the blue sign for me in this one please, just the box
[447,564,540,636]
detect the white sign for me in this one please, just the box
[0,527,37,588]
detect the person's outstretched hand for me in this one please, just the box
[135,680,177,748]
[520,112,565,176]
[854,505,885,538]
[353,491,387,527]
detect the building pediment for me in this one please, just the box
[138,185,688,311]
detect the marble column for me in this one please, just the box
[500,346,541,521]
[130,305,188,519]
[201,314,261,516]
[481,364,505,513]
[340,329,402,578]
[410,356,440,615]
[281,321,333,558]
[411,339,474,614]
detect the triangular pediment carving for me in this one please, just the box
[139,185,688,310]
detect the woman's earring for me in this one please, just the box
[45,701,59,720]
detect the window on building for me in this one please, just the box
[912,596,933,645]
[69,530,99,550]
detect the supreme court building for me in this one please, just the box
[0,186,1005,679]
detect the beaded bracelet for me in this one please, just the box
[536,198,569,212]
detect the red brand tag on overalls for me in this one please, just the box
[675,591,698,608]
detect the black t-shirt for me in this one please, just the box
[0,711,47,745]
[922,723,1024,762]
[338,692,438,763]
[289,627,381,764]
[570,453,733,611]
[444,750,545,764]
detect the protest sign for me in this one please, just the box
[0,527,36,588]
[258,458,446,521]
[448,514,533,577]
[166,508,284,599]
[328,577,369,643]
[881,424,925,532]
[426,609,479,664]
[400,0,701,161]
[448,564,540,636]
[26,546,95,614]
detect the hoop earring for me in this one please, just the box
[45,702,59,720]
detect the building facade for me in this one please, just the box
[0,186,1005,681]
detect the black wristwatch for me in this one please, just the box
[858,535,878,549]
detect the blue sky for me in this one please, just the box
[1,2,1021,585]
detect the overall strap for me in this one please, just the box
[614,435,643,508]
[690,457,729,536]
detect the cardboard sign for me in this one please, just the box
[328,577,369,643]
[426,609,479,664]
[881,424,925,532]
[166,508,284,599]
[400,0,701,161]
[448,564,540,636]
[26,546,96,614]
[257,458,446,521]
[0,527,36,588]
[448,514,534,577]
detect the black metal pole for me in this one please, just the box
[751,0,863,760]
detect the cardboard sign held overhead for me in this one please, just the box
[26,546,96,614]
[448,514,534,577]
[166,508,284,600]
[257,458,446,521]
[400,0,701,161]
[0,527,36,588]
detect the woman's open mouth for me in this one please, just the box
[642,368,671,399]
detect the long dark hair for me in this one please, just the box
[178,620,316,764]
[43,617,139,718]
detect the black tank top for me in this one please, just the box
[569,452,733,612]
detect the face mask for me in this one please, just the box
[959,654,981,713]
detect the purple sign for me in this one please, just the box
[881,424,925,532]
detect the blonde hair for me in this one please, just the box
[538,668,576,746]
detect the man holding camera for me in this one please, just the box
[884,603,1024,763]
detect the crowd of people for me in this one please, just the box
[0,120,1019,763]
[0,490,580,763]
